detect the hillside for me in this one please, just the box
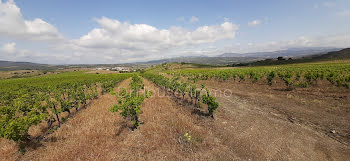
[0,61,42,68]
[234,48,350,66]
[0,61,58,71]
[218,47,340,58]
[313,48,350,59]
[137,47,341,65]
[1,48,348,70]
[139,56,261,65]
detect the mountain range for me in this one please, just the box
[0,47,348,70]
[217,47,341,58]
[138,47,342,65]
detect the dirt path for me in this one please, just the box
[125,78,241,160]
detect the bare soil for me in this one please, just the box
[200,79,350,145]
[197,79,350,159]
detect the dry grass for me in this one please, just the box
[0,79,129,160]
[1,77,350,160]
[113,79,239,160]
[0,70,40,79]
[201,79,350,144]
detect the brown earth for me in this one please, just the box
[0,70,41,79]
[199,79,350,145]
[1,78,236,160]
[0,79,130,160]
[196,79,350,159]
[0,68,91,79]
[1,78,350,160]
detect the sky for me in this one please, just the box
[1,0,350,64]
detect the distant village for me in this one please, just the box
[95,66,136,72]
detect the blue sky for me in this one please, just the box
[1,0,350,64]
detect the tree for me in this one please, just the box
[277,56,285,61]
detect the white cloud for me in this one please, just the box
[0,0,63,41]
[1,0,349,64]
[189,16,199,23]
[0,42,73,64]
[3,33,350,64]
[248,20,261,26]
[307,34,350,47]
[1,42,16,53]
[60,17,238,63]
[220,34,350,54]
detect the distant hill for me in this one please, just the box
[218,47,341,58]
[0,60,59,71]
[1,47,348,70]
[219,53,241,57]
[138,56,262,65]
[235,48,350,66]
[138,47,342,65]
[312,48,350,60]
[0,61,42,68]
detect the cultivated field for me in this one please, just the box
[1,61,350,160]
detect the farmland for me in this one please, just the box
[0,72,131,150]
[164,60,350,89]
[0,59,349,160]
[2,0,350,160]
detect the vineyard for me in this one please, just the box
[110,75,152,130]
[0,70,221,153]
[0,72,131,150]
[0,61,349,160]
[141,72,219,118]
[164,60,350,89]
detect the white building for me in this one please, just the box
[112,67,130,72]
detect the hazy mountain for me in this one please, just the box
[0,60,58,71]
[218,47,341,58]
[0,60,46,67]
[237,48,350,66]
[1,47,348,70]
[138,56,261,65]
[219,53,241,57]
[312,48,350,60]
[137,47,342,65]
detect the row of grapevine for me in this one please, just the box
[110,75,152,130]
[141,72,219,118]
[0,72,131,149]
[165,62,350,88]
